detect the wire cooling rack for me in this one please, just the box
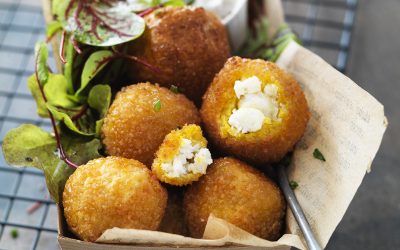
[0,0,357,249]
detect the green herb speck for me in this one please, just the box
[10,228,18,239]
[153,99,161,112]
[313,148,326,162]
[170,85,179,93]
[289,181,298,190]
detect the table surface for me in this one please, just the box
[1,0,398,249]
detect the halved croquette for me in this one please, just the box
[152,124,212,186]
[201,57,310,164]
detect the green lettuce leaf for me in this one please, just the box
[34,42,49,85]
[27,74,48,117]
[76,50,113,96]
[47,104,95,136]
[43,74,77,108]
[2,124,102,203]
[61,1,145,47]
[88,84,111,117]
[238,19,301,62]
[63,37,76,93]
[46,20,62,39]
[28,73,78,118]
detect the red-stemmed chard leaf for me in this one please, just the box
[59,0,145,47]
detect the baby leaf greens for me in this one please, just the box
[2,41,112,203]
[238,17,301,62]
[88,84,112,117]
[2,125,102,203]
[77,50,114,96]
[55,0,145,47]
[50,0,184,49]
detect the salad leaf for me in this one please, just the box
[27,75,49,117]
[52,0,68,16]
[62,135,102,167]
[76,50,113,96]
[238,17,270,57]
[158,0,185,7]
[28,73,78,118]
[2,124,102,203]
[2,124,69,203]
[46,20,62,40]
[95,119,104,138]
[2,124,58,169]
[34,42,49,85]
[55,0,186,47]
[88,84,111,137]
[60,1,145,47]
[47,104,95,136]
[88,84,111,117]
[43,74,77,108]
[238,19,301,62]
[63,37,76,93]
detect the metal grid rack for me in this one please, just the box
[0,0,357,249]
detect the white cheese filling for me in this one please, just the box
[228,76,279,133]
[161,138,213,178]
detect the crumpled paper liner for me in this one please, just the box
[97,214,304,249]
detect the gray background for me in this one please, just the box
[0,0,399,249]
[326,0,400,249]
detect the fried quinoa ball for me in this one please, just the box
[152,124,212,186]
[184,157,285,240]
[201,57,310,164]
[102,83,201,166]
[126,7,230,104]
[63,156,167,242]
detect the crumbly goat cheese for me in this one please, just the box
[233,76,262,98]
[228,108,265,133]
[161,139,213,178]
[228,76,279,133]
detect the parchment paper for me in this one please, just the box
[94,0,387,249]
[276,41,387,248]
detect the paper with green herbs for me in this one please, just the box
[275,40,387,248]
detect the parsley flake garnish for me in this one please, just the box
[170,85,179,93]
[153,99,161,112]
[10,228,19,239]
[313,148,326,162]
[289,181,299,190]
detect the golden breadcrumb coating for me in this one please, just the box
[152,124,211,186]
[184,157,286,240]
[102,83,201,166]
[126,7,230,105]
[159,187,189,236]
[63,156,167,242]
[201,57,310,164]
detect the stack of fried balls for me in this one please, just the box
[62,6,310,243]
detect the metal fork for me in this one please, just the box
[278,166,323,250]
